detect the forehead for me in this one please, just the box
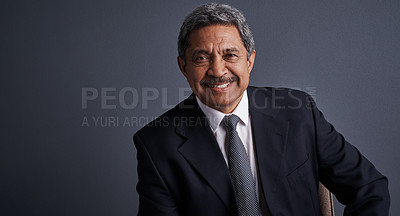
[187,25,244,50]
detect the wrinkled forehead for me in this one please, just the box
[186,24,244,52]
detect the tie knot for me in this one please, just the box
[222,114,240,132]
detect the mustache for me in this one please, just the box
[200,76,238,86]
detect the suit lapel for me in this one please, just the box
[176,96,237,214]
[174,89,289,215]
[247,87,289,215]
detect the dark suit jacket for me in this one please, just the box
[134,86,390,216]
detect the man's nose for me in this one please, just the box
[207,57,226,77]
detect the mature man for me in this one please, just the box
[134,3,390,215]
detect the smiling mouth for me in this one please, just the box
[200,77,238,89]
[211,82,231,88]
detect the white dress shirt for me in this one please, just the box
[196,90,259,197]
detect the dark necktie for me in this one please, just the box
[222,114,261,216]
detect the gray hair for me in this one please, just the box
[178,3,255,61]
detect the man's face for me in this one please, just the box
[178,25,256,113]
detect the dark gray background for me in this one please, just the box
[1,0,399,215]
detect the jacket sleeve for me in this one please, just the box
[308,95,390,215]
[134,133,179,216]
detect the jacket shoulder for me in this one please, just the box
[134,94,198,140]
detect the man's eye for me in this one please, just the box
[194,56,208,62]
[224,53,238,59]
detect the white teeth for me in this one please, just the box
[212,82,230,88]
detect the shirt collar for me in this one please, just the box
[196,90,249,133]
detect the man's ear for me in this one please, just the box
[247,50,256,73]
[177,56,187,78]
